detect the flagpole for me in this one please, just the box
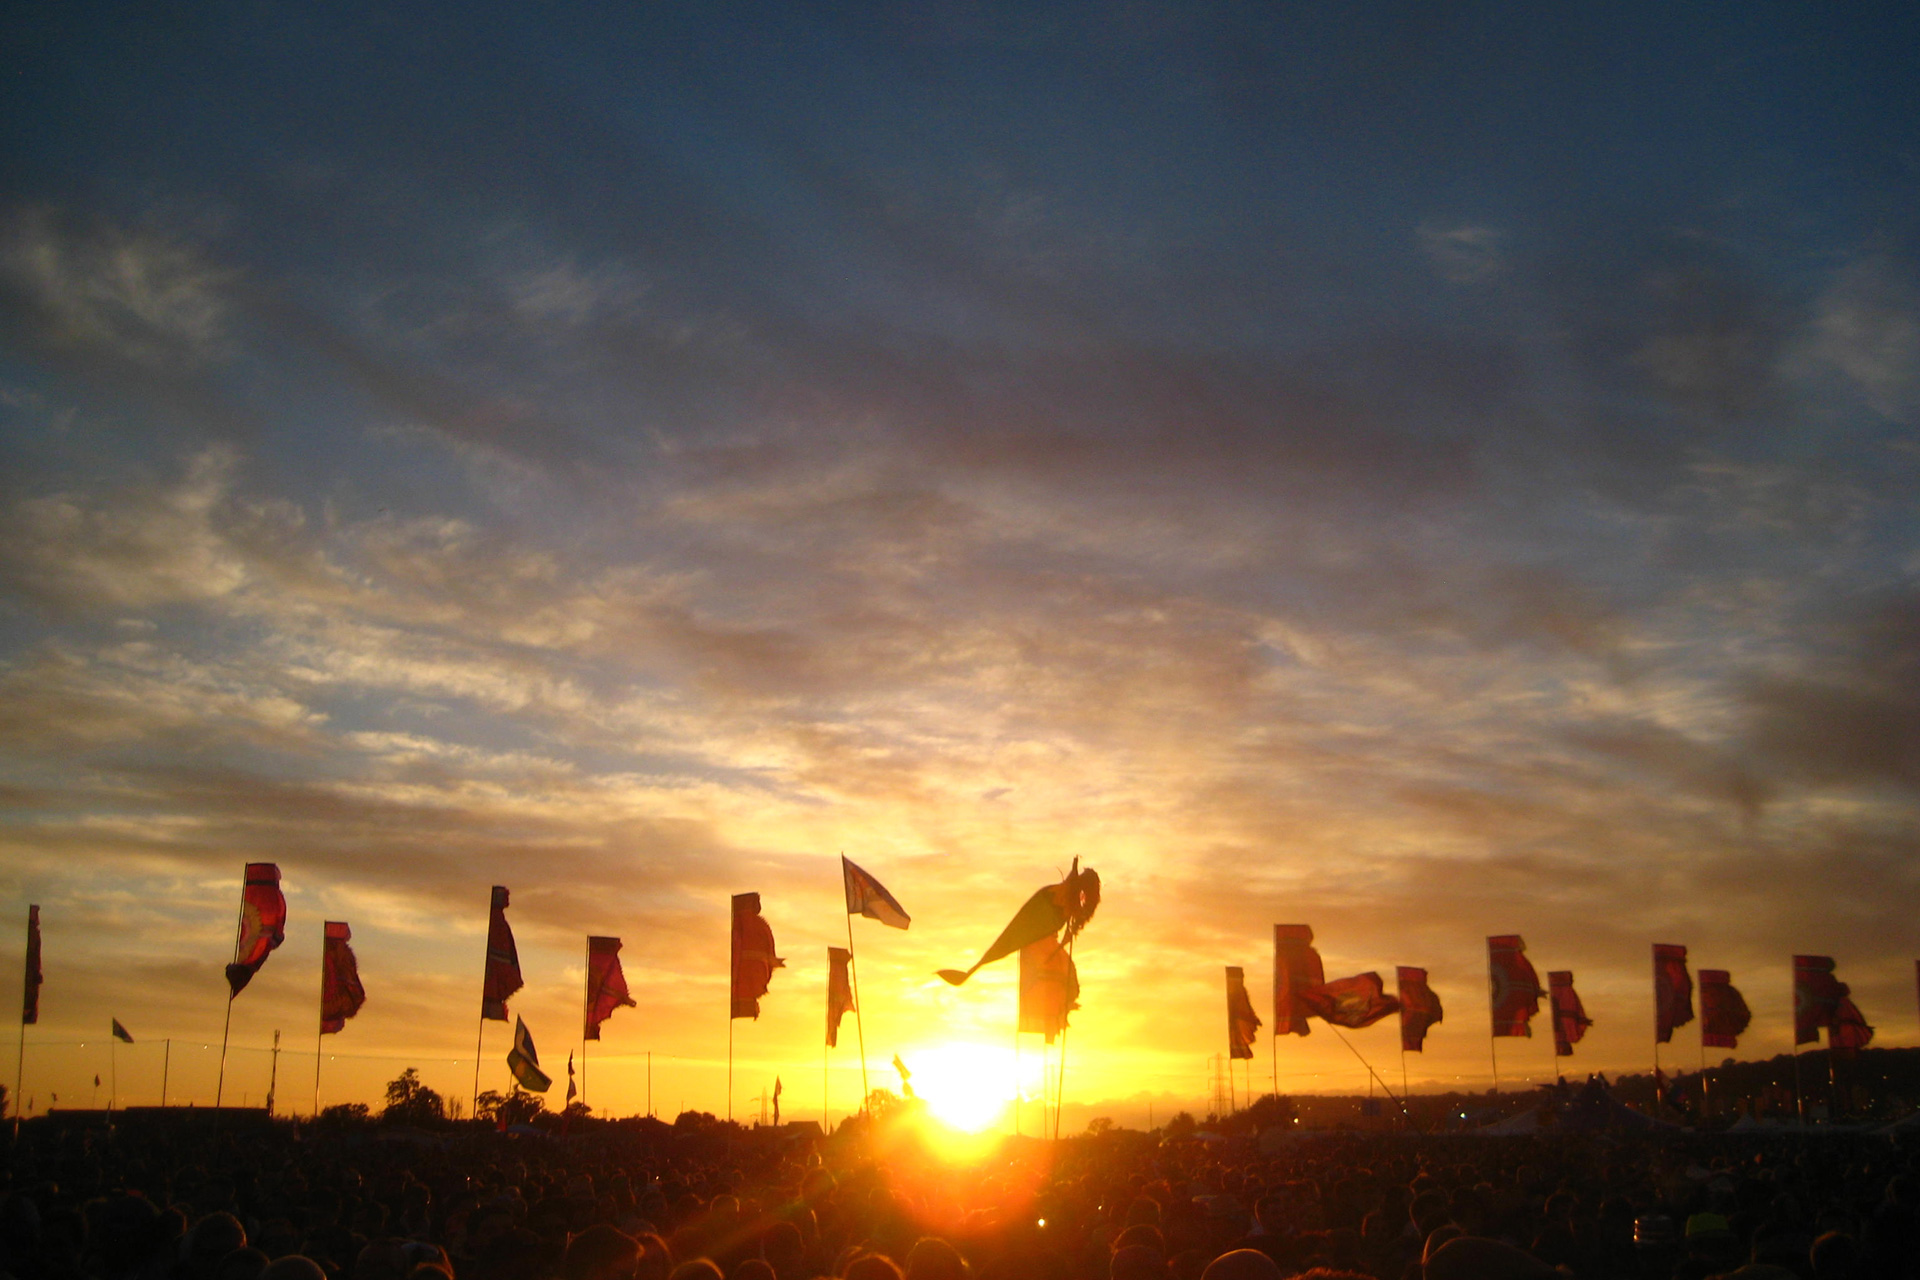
[1052,934,1075,1141]
[215,874,245,1108]
[110,1035,117,1113]
[1012,1030,1021,1137]
[581,939,589,1113]
[472,1017,486,1119]
[844,908,870,1115]
[161,1039,170,1107]
[315,924,326,1118]
[12,1019,23,1123]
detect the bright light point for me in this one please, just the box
[906,1043,1015,1133]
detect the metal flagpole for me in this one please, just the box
[110,1035,117,1112]
[580,939,589,1112]
[215,873,245,1107]
[1328,1025,1412,1126]
[471,1017,486,1118]
[316,925,326,1117]
[1052,934,1075,1140]
[646,1050,652,1117]
[845,909,870,1114]
[161,1039,170,1107]
[12,1018,24,1123]
[1013,1030,1021,1136]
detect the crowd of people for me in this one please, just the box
[2,1107,1918,1280]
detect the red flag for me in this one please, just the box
[826,946,855,1048]
[730,893,784,1019]
[1548,970,1591,1057]
[226,864,287,997]
[1226,966,1261,1059]
[1397,966,1443,1052]
[1699,970,1751,1049]
[22,905,42,1026]
[1488,935,1543,1038]
[1830,996,1874,1058]
[584,936,635,1040]
[1653,943,1693,1044]
[1299,972,1400,1029]
[1793,954,1846,1046]
[319,921,366,1035]
[1019,935,1078,1044]
[1273,925,1324,1037]
[481,886,522,1021]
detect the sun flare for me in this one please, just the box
[903,1042,1031,1133]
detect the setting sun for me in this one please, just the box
[903,1043,1026,1133]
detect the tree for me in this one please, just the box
[1085,1116,1114,1135]
[381,1068,446,1125]
[475,1087,545,1127]
[319,1102,370,1124]
[1164,1110,1197,1138]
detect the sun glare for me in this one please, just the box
[906,1042,1022,1133]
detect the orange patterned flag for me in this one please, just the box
[1653,944,1693,1043]
[320,921,366,1034]
[584,936,635,1040]
[826,946,855,1048]
[1273,925,1325,1037]
[1299,972,1400,1029]
[1488,935,1543,1038]
[1549,970,1591,1057]
[481,886,522,1021]
[1699,969,1750,1049]
[1019,936,1079,1044]
[1793,954,1846,1046]
[1397,966,1443,1052]
[1226,966,1262,1059]
[226,864,287,998]
[731,893,784,1019]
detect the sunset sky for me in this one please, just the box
[5,3,1920,1127]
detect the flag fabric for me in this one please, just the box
[583,936,635,1040]
[842,857,911,929]
[826,946,855,1048]
[1653,943,1694,1044]
[481,886,522,1022]
[1273,925,1325,1037]
[320,921,366,1035]
[892,1052,912,1096]
[773,1075,782,1125]
[1397,966,1444,1052]
[731,893,785,1019]
[225,864,287,998]
[1699,969,1751,1049]
[1830,997,1874,1058]
[506,1016,551,1092]
[937,861,1100,985]
[22,904,42,1025]
[566,1052,577,1104]
[1488,935,1544,1038]
[111,1018,133,1044]
[1226,966,1262,1060]
[1548,970,1592,1057]
[1298,972,1401,1029]
[1793,955,1847,1046]
[1018,936,1079,1045]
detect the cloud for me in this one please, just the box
[1417,222,1507,284]
[1796,255,1920,422]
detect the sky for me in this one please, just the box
[4,1,1920,1127]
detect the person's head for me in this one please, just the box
[904,1238,967,1280]
[668,1260,724,1280]
[259,1258,329,1280]
[729,1261,774,1280]
[565,1226,640,1280]
[1421,1237,1556,1280]
[760,1221,804,1280]
[1196,1250,1280,1280]
[1111,1225,1164,1256]
[214,1247,270,1280]
[1110,1244,1164,1280]
[843,1254,902,1280]
[633,1233,673,1280]
[1810,1231,1864,1280]
[187,1214,248,1275]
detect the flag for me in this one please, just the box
[1019,936,1079,1045]
[1298,972,1401,1029]
[1830,997,1874,1058]
[1653,944,1693,1044]
[1226,966,1262,1060]
[22,905,42,1026]
[111,1018,133,1044]
[826,946,855,1048]
[1793,955,1847,1046]
[1488,935,1544,1038]
[1273,925,1325,1037]
[1396,966,1444,1053]
[481,886,522,1021]
[1548,971,1591,1057]
[225,864,287,997]
[842,857,911,929]
[320,921,366,1035]
[892,1052,912,1092]
[773,1074,782,1125]
[506,1016,551,1092]
[937,861,1100,985]
[731,893,785,1019]
[584,936,635,1040]
[93,1074,100,1088]
[566,1052,577,1104]
[1698,969,1750,1049]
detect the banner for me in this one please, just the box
[481,886,522,1021]
[842,857,911,929]
[1018,936,1079,1044]
[1488,935,1543,1037]
[583,936,635,1040]
[320,921,366,1035]
[1396,966,1443,1052]
[731,893,785,1019]
[1793,954,1846,1046]
[1548,970,1591,1057]
[1653,943,1693,1044]
[1226,966,1262,1059]
[1698,969,1751,1050]
[22,905,41,1025]
[507,1016,552,1092]
[226,864,287,997]
[1830,997,1874,1058]
[1298,972,1400,1029]
[1273,925,1324,1037]
[827,946,855,1048]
